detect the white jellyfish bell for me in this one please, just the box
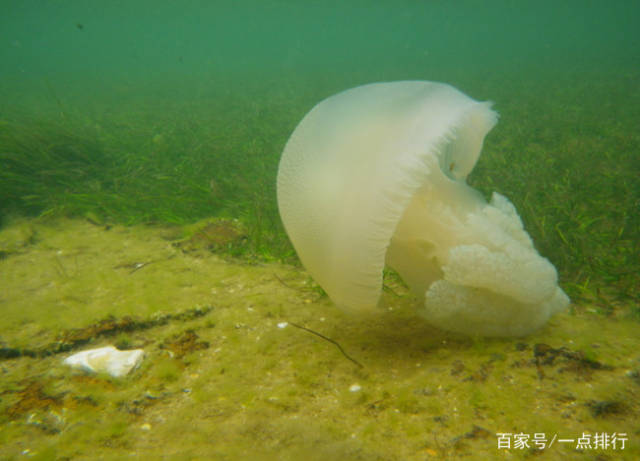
[277,81,569,337]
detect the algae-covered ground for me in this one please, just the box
[0,217,638,460]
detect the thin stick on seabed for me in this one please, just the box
[289,322,363,368]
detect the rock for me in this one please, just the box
[172,218,247,253]
[63,346,144,378]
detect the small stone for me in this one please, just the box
[63,345,144,378]
[414,387,434,396]
[349,384,361,392]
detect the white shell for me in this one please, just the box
[63,345,144,377]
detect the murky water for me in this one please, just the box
[1,1,638,459]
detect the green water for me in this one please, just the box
[0,1,638,459]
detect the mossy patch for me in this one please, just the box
[172,217,248,254]
[0,215,637,459]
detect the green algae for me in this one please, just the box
[0,218,638,460]
[1,72,638,313]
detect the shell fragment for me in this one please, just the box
[63,345,144,378]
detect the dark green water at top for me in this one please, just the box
[2,0,638,103]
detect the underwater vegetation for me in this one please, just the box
[0,81,296,262]
[0,73,637,316]
[470,75,640,314]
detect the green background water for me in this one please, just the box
[2,1,638,88]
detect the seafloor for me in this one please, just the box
[0,217,638,460]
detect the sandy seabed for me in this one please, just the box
[0,217,638,460]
